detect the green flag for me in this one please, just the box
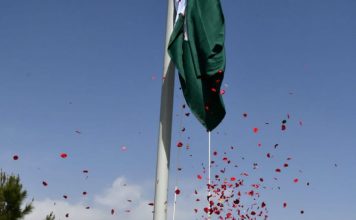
[168,0,226,131]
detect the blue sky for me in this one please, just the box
[0,0,355,219]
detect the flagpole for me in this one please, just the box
[153,0,175,220]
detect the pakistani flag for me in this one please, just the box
[168,0,226,131]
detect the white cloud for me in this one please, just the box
[24,176,196,220]
[95,177,141,209]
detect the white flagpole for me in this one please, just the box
[153,0,175,220]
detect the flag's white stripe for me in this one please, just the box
[175,0,186,21]
[174,0,188,40]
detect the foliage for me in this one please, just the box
[0,170,33,220]
[45,212,55,220]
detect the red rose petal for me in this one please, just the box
[281,124,287,131]
[175,188,180,195]
[176,142,183,148]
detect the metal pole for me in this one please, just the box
[153,0,175,220]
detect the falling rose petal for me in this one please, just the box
[42,181,48,186]
[258,143,262,147]
[283,202,287,208]
[125,210,131,213]
[75,130,81,134]
[197,175,202,180]
[261,202,266,208]
[230,177,236,181]
[65,213,69,218]
[281,124,287,131]
[121,146,127,151]
[111,209,115,215]
[275,168,281,173]
[300,210,304,214]
[267,153,271,158]
[253,127,259,133]
[63,195,68,199]
[148,202,154,206]
[176,142,183,148]
[241,172,249,176]
[294,178,299,183]
[13,155,19,160]
[60,153,68,159]
[175,188,180,195]
[82,191,87,196]
[299,120,303,126]
[194,208,198,213]
[203,207,210,214]
[211,88,217,92]
[83,170,89,173]
[251,184,260,189]
[220,89,225,95]
[247,190,254,196]
[284,163,289,167]
[243,113,248,118]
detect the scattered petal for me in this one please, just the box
[176,142,183,148]
[175,188,180,195]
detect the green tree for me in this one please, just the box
[45,212,55,220]
[0,170,33,220]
